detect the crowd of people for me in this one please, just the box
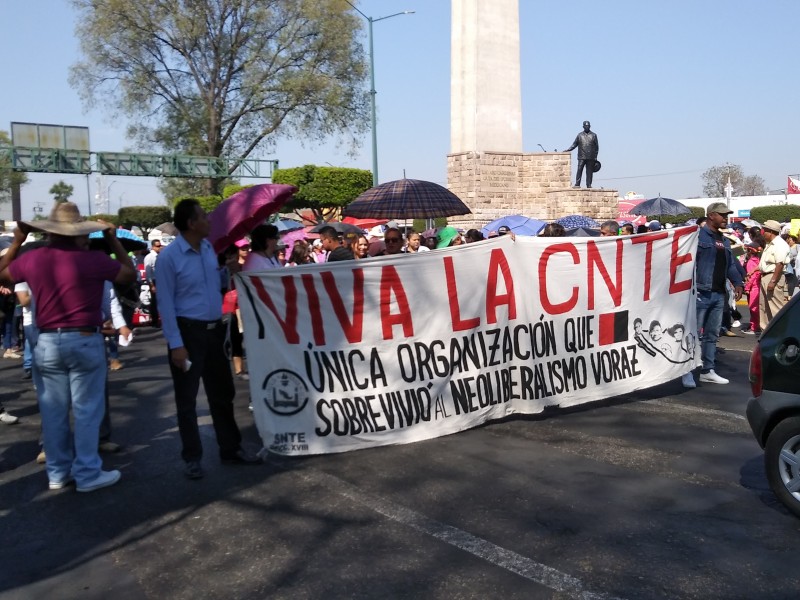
[1,199,798,490]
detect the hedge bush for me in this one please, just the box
[750,204,800,224]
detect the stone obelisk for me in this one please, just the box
[451,0,522,153]
[448,0,617,226]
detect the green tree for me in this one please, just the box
[118,206,173,239]
[701,163,767,197]
[70,0,369,196]
[273,165,372,222]
[0,130,29,203]
[49,180,74,203]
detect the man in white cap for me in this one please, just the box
[682,202,743,388]
[758,220,791,329]
[0,202,136,492]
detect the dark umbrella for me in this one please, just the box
[343,179,471,219]
[309,221,366,236]
[564,226,601,237]
[88,228,148,253]
[208,184,297,253]
[728,221,747,232]
[556,215,599,229]
[629,195,690,217]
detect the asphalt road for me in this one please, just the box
[1,326,798,600]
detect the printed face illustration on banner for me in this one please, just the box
[236,228,699,456]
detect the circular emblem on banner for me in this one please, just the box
[262,370,309,416]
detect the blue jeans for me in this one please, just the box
[23,324,37,371]
[696,290,724,373]
[35,331,107,486]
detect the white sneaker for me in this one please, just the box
[49,476,74,490]
[0,411,19,424]
[76,469,121,493]
[681,373,696,389]
[698,370,729,385]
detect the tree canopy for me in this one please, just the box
[49,181,74,203]
[70,0,370,195]
[0,130,28,203]
[118,206,173,238]
[701,164,766,197]
[273,164,372,222]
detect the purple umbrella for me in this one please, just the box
[343,179,471,219]
[208,184,297,254]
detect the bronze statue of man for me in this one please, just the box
[564,121,599,188]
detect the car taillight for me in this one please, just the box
[749,344,762,397]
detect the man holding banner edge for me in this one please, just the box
[682,202,743,388]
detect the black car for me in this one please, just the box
[746,292,800,517]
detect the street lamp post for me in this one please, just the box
[345,1,414,187]
[106,180,118,214]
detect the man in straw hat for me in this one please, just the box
[0,202,137,492]
[758,220,791,329]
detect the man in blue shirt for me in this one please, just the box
[157,199,260,479]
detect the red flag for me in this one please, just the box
[598,311,629,346]
[788,176,800,195]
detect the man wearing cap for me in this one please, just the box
[157,199,261,480]
[758,220,791,329]
[682,203,743,388]
[0,202,137,492]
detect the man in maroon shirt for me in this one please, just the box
[0,202,136,492]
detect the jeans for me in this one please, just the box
[23,324,37,371]
[1,311,19,350]
[107,336,119,360]
[35,331,107,486]
[696,290,724,373]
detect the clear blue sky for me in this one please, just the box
[2,0,798,219]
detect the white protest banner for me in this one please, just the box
[236,227,699,456]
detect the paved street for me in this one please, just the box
[1,325,798,600]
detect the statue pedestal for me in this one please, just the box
[447,151,618,228]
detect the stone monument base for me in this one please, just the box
[447,150,618,229]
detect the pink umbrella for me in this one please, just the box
[208,184,297,253]
[280,228,310,257]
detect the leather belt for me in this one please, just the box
[177,317,222,330]
[39,326,101,334]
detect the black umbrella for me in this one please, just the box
[309,221,366,235]
[343,179,471,219]
[629,195,690,217]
